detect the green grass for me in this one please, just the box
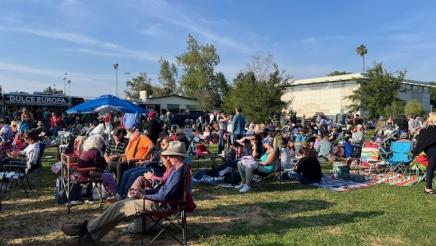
[1,147,435,245]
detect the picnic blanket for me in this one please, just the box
[192,174,239,188]
[370,173,424,187]
[306,175,376,192]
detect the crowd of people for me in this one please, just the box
[1,105,436,244]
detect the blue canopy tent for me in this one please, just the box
[66,95,146,114]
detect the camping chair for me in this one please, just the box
[253,148,282,191]
[0,141,45,198]
[384,141,414,176]
[358,141,381,173]
[139,165,192,245]
[61,160,105,213]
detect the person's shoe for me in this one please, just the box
[70,200,82,206]
[235,183,244,189]
[239,185,251,193]
[64,233,96,246]
[62,221,88,236]
[106,193,121,203]
[424,189,436,194]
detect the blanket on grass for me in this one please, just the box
[306,175,376,192]
[370,173,424,186]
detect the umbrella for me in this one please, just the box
[66,94,146,114]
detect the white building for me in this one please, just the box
[138,95,200,114]
[281,73,434,117]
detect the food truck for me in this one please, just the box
[1,92,84,119]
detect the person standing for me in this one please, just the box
[231,107,246,143]
[18,108,33,134]
[144,111,162,145]
[412,112,436,194]
[218,112,228,154]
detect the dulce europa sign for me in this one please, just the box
[4,94,70,106]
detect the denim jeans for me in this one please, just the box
[117,166,151,198]
[287,171,306,183]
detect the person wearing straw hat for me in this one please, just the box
[61,141,189,244]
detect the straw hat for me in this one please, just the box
[161,141,188,158]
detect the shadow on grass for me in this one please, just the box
[195,199,333,215]
[192,209,384,239]
[192,181,317,202]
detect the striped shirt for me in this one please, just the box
[105,137,128,157]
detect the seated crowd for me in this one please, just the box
[2,106,430,244]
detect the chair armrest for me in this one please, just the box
[75,167,98,172]
[3,164,27,171]
[9,160,26,165]
[144,198,185,205]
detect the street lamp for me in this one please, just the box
[113,64,119,97]
[63,73,68,95]
[67,80,71,96]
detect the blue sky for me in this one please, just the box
[1,0,436,97]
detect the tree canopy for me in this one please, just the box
[347,63,405,119]
[404,99,424,116]
[223,56,290,122]
[158,58,178,96]
[327,71,352,76]
[125,72,160,99]
[176,34,227,111]
[43,86,63,95]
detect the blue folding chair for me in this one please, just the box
[385,141,413,175]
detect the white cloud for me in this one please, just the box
[139,23,163,36]
[128,0,251,53]
[0,25,160,61]
[0,61,118,97]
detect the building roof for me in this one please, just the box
[288,73,436,88]
[145,94,197,101]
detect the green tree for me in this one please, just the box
[384,100,405,118]
[43,86,63,95]
[158,58,178,96]
[404,99,424,116]
[356,44,368,73]
[430,87,436,110]
[125,72,158,99]
[347,63,405,119]
[176,34,222,111]
[224,60,289,122]
[327,71,352,76]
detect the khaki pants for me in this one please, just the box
[87,199,159,241]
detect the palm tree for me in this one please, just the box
[356,44,368,74]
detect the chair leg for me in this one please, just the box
[25,176,32,191]
[21,178,29,198]
[95,182,103,209]
[182,210,187,245]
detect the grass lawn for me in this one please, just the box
[0,146,435,245]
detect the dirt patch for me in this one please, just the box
[324,226,344,236]
[242,205,272,227]
[367,236,405,246]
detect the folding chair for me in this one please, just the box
[0,141,45,198]
[139,165,191,245]
[253,148,282,191]
[385,141,413,175]
[61,159,105,213]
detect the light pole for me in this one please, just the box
[67,80,71,96]
[63,73,68,95]
[113,64,119,97]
